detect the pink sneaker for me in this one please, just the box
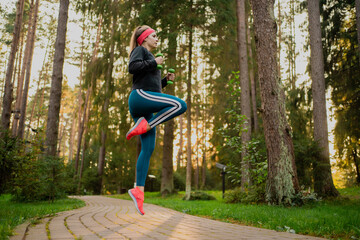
[128,187,145,215]
[126,117,148,140]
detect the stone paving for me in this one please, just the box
[10,195,325,240]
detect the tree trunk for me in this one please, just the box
[12,0,34,137]
[177,115,183,170]
[27,37,51,139]
[96,13,116,194]
[277,0,282,79]
[161,31,177,197]
[77,93,91,194]
[75,16,102,175]
[18,0,40,139]
[247,22,258,133]
[1,0,25,133]
[74,21,85,176]
[177,46,185,172]
[356,0,360,66]
[353,148,360,184]
[237,0,252,188]
[57,115,65,157]
[307,0,339,198]
[201,100,207,189]
[162,119,175,195]
[44,0,70,157]
[68,111,76,161]
[185,23,193,200]
[11,30,24,136]
[250,0,299,204]
[195,106,199,190]
[36,59,51,129]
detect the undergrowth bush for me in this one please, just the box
[223,137,268,203]
[174,170,186,191]
[224,184,266,203]
[11,155,73,202]
[0,131,21,194]
[183,191,216,201]
[0,131,76,201]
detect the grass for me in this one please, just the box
[338,186,360,199]
[111,187,360,240]
[0,194,85,239]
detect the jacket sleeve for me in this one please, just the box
[161,77,168,88]
[129,47,157,74]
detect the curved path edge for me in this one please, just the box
[10,195,326,240]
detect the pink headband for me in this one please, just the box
[137,28,155,45]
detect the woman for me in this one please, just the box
[127,25,187,215]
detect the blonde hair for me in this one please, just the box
[128,25,151,57]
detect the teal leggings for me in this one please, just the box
[128,89,187,186]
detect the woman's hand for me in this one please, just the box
[166,72,175,81]
[155,56,163,65]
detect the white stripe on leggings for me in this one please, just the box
[137,89,182,128]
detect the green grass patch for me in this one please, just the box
[0,194,85,239]
[111,188,360,240]
[338,186,360,199]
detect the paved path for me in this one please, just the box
[10,195,325,240]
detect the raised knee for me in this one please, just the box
[180,100,187,113]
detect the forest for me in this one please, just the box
[0,0,359,205]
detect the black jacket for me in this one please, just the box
[128,46,167,92]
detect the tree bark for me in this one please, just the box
[194,106,199,190]
[247,22,258,133]
[77,92,91,193]
[161,31,177,197]
[11,29,24,136]
[201,100,207,189]
[1,0,25,133]
[177,48,185,172]
[277,0,282,79]
[75,16,102,175]
[27,36,51,139]
[18,0,40,139]
[36,59,51,129]
[68,111,76,161]
[74,20,85,176]
[185,23,193,200]
[12,0,34,137]
[45,0,69,157]
[237,0,252,187]
[307,0,339,198]
[96,12,116,194]
[356,0,360,66]
[250,0,299,204]
[162,119,175,195]
[177,115,183,170]
[353,148,360,184]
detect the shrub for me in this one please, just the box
[224,184,266,204]
[291,187,322,206]
[183,191,216,201]
[11,155,70,202]
[173,171,186,191]
[80,167,99,195]
[224,187,247,203]
[0,132,21,194]
[223,137,268,203]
